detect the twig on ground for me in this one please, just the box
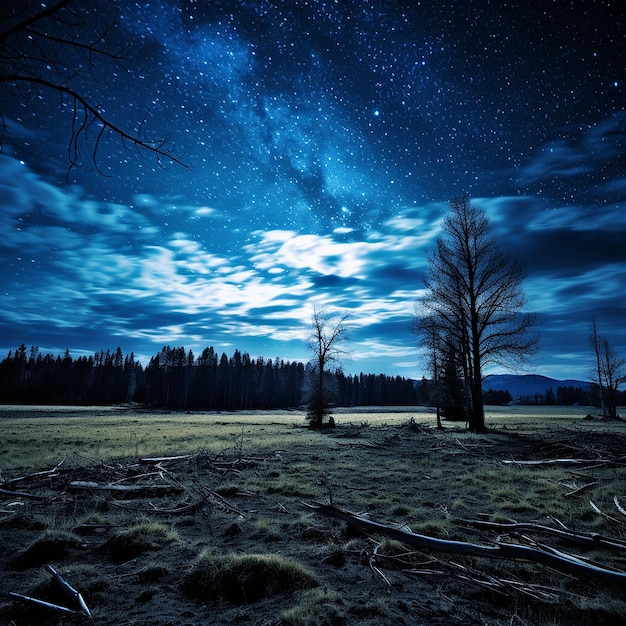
[590,500,625,526]
[614,496,626,518]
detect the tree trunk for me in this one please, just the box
[470,338,485,432]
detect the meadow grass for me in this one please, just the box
[0,403,606,472]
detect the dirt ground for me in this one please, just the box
[1,407,626,625]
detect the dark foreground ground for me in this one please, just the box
[1,406,626,625]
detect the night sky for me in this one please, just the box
[1,0,625,381]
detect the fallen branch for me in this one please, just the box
[67,481,183,496]
[0,487,45,500]
[303,501,626,584]
[459,518,626,550]
[106,498,206,515]
[614,496,626,518]
[4,459,66,486]
[564,482,598,498]
[370,544,393,587]
[8,592,77,615]
[140,454,195,464]
[45,564,92,619]
[590,500,625,526]
[502,458,613,467]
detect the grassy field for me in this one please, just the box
[0,404,602,471]
[1,405,625,625]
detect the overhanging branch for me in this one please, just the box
[3,74,190,173]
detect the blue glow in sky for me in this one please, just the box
[1,0,624,380]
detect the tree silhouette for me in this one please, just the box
[589,317,625,419]
[305,307,348,428]
[416,197,538,432]
[0,0,187,174]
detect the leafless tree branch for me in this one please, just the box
[0,0,189,174]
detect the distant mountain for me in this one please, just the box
[483,374,590,399]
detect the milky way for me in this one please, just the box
[0,0,624,379]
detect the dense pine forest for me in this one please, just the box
[0,345,421,409]
[0,345,603,410]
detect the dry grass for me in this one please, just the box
[281,588,346,625]
[104,522,178,563]
[183,549,319,603]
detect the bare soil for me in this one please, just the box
[1,406,626,625]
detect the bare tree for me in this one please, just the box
[589,317,625,419]
[413,313,445,428]
[0,0,187,174]
[305,306,348,428]
[416,197,538,432]
[413,312,468,428]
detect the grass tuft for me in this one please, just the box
[183,549,319,604]
[281,588,346,625]
[105,521,178,563]
[9,529,83,570]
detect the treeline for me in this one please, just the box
[483,385,626,407]
[0,345,422,409]
[3,345,614,411]
[517,386,591,406]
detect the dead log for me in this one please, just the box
[303,501,626,584]
[66,481,183,496]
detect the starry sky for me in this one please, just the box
[1,0,625,381]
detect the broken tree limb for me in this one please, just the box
[8,592,77,614]
[614,496,626,518]
[45,564,92,619]
[459,519,626,551]
[66,481,183,496]
[502,458,614,467]
[140,454,195,464]
[5,459,66,486]
[590,500,625,525]
[564,482,598,498]
[0,487,44,500]
[303,501,626,584]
